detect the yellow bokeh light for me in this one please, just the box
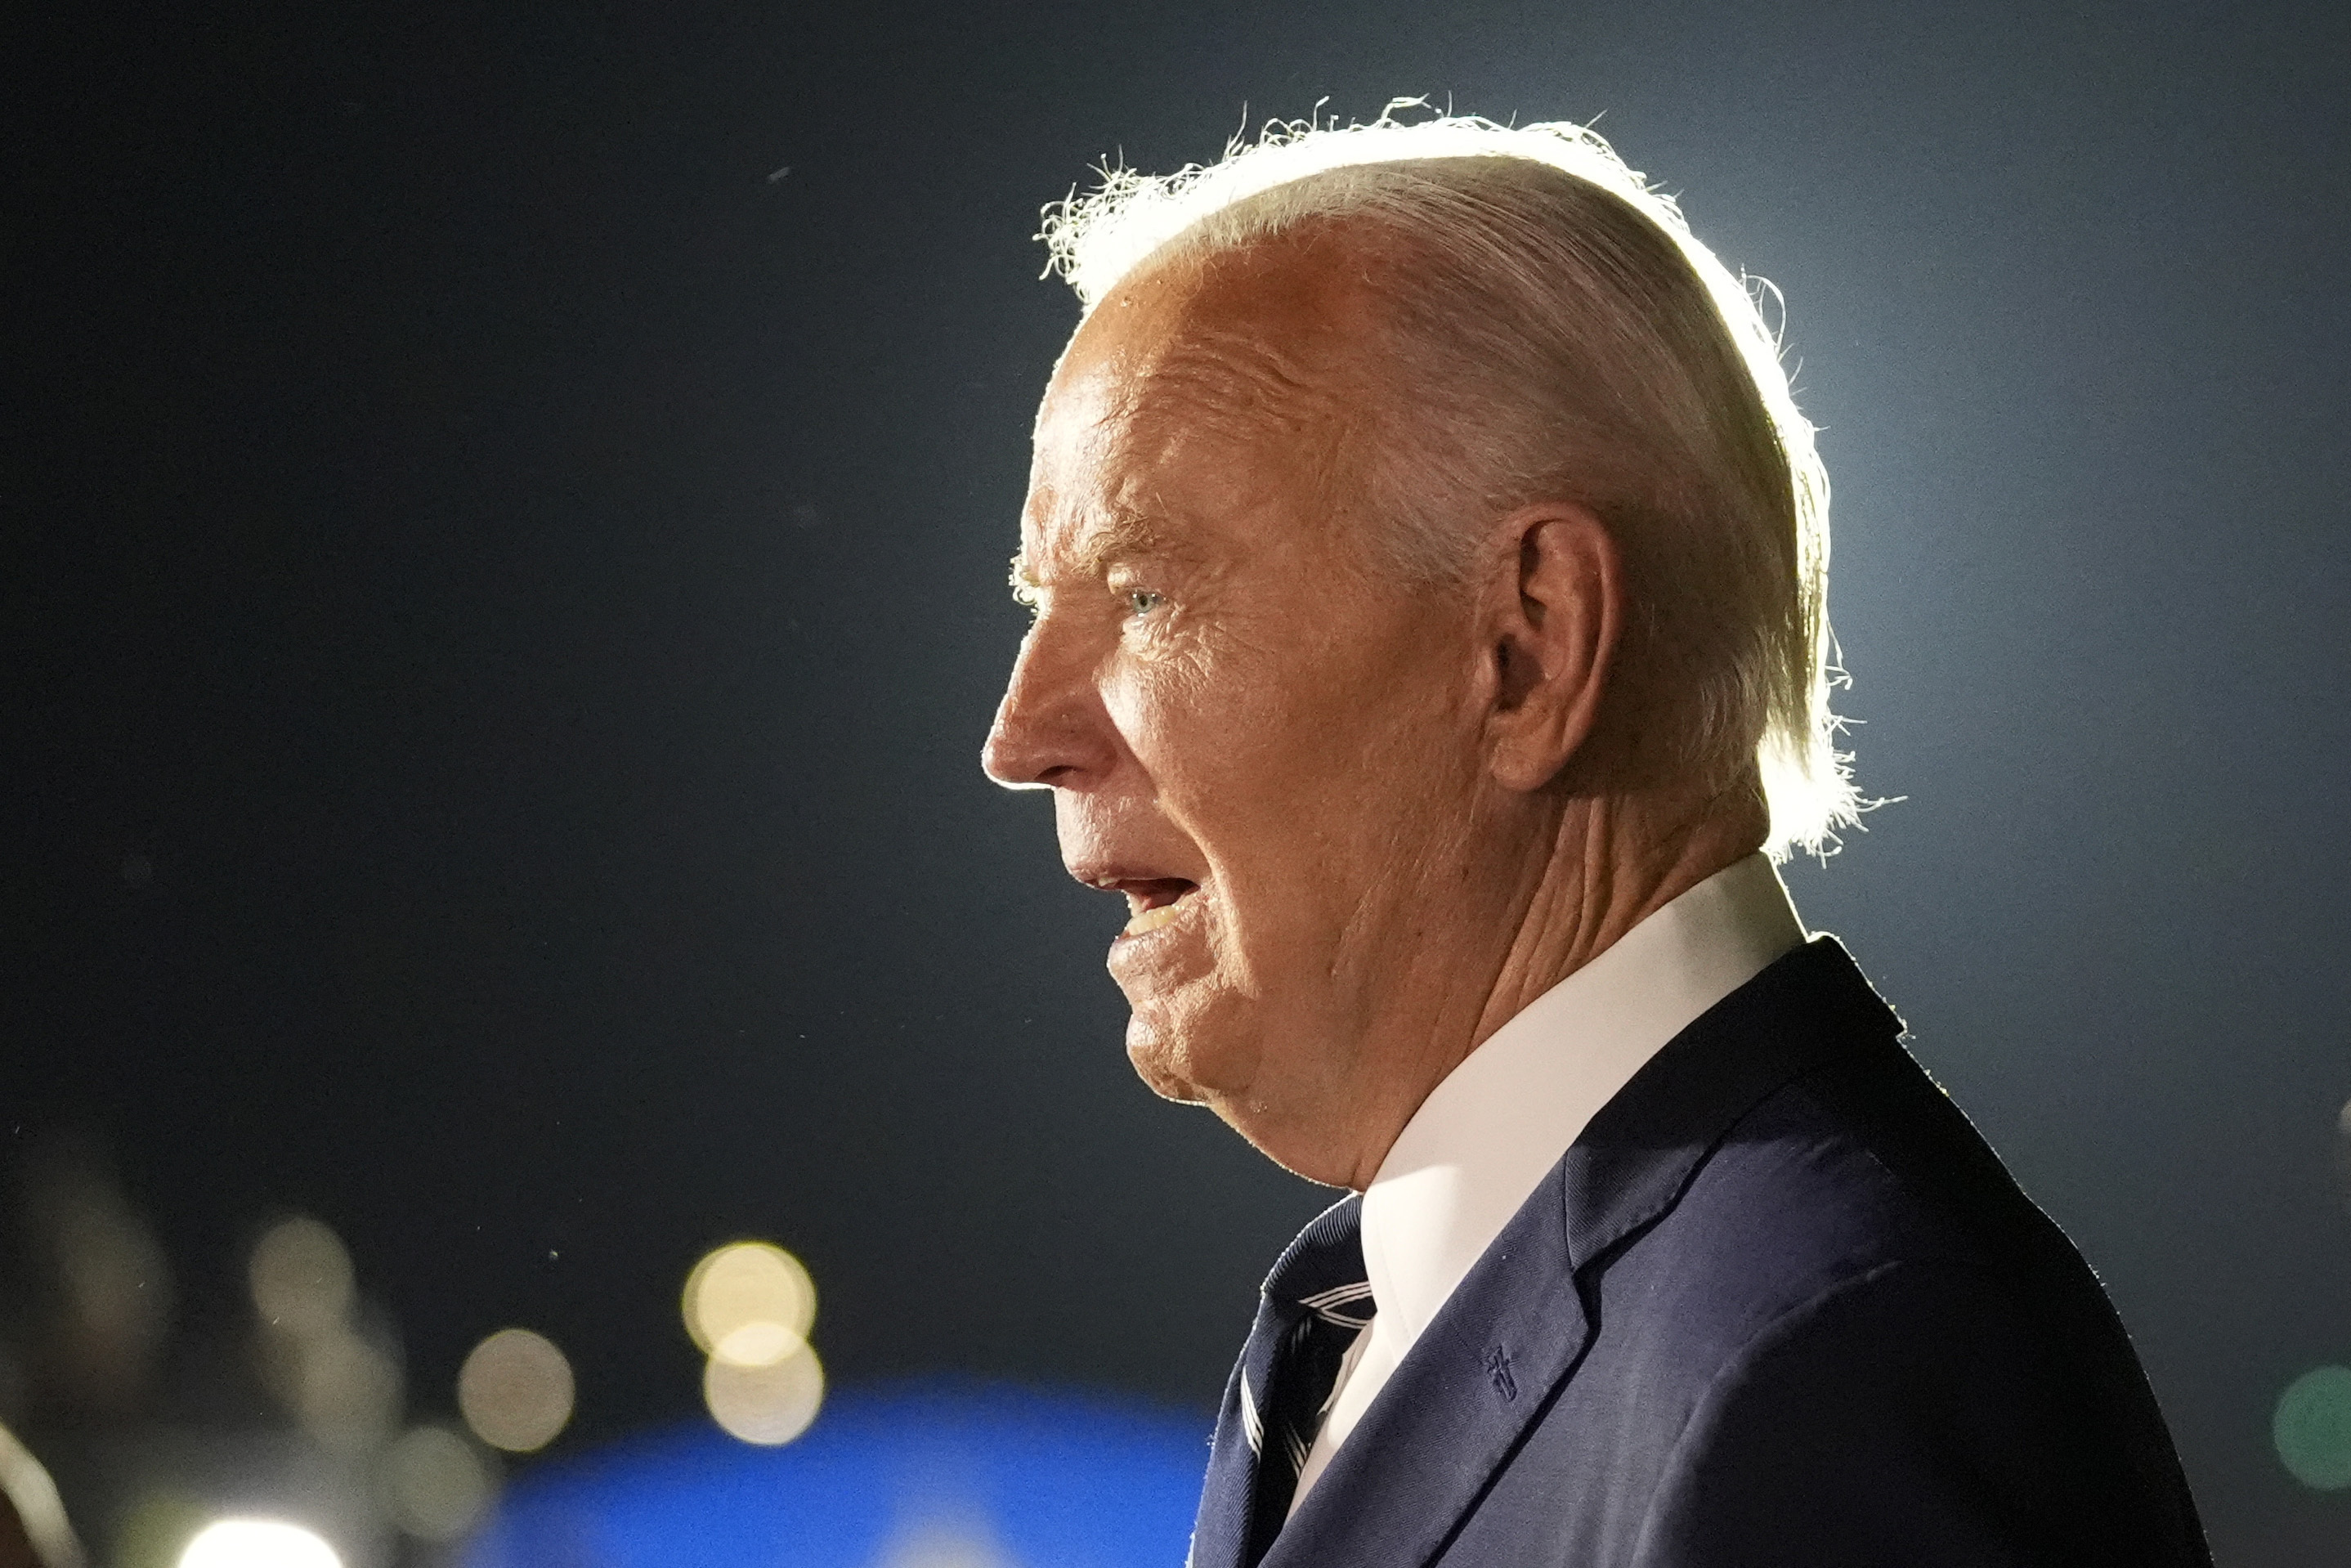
[714,1320,803,1369]
[683,1242,816,1361]
[456,1328,574,1453]
[702,1340,825,1446]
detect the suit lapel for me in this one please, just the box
[1263,938,1901,1566]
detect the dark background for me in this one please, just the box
[6,0,2347,1561]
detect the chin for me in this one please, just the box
[1125,1017,1209,1104]
[1125,1000,1267,1109]
[1127,1014,1354,1185]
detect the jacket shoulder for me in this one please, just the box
[1626,1250,2209,1566]
[1587,1042,2040,1379]
[1564,1046,2207,1565]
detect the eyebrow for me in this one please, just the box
[1011,506,1200,594]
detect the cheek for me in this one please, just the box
[1110,620,1470,832]
[1102,648,1278,790]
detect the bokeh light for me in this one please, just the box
[457,1328,575,1453]
[381,1423,496,1542]
[683,1243,816,1361]
[249,1218,356,1336]
[177,1519,343,1568]
[702,1341,825,1446]
[2274,1364,2351,1490]
[282,1322,404,1453]
[0,1418,84,1567]
[248,1216,401,1452]
[24,1135,177,1413]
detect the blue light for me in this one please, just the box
[460,1382,1209,1567]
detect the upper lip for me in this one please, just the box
[1068,862,1200,917]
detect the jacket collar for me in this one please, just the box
[1263,936,1902,1567]
[1561,935,1901,1270]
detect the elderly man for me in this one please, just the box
[982,113,2209,1566]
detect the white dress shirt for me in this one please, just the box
[1287,852,1806,1511]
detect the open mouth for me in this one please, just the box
[1117,878,1198,938]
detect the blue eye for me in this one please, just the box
[1126,589,1165,617]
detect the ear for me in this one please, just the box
[1481,503,1622,793]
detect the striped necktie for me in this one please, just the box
[1196,1198,1377,1567]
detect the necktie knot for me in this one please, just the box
[1259,1194,1373,1316]
[1288,1278,1375,1332]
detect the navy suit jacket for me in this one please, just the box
[1194,937,2210,1567]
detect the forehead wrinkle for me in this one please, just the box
[1091,340,1374,562]
[1029,360,1334,579]
[1021,240,1399,592]
[1124,325,1359,450]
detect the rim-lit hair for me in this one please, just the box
[1038,105,1859,859]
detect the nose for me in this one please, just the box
[981,616,1119,790]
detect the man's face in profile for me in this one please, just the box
[983,240,1507,1176]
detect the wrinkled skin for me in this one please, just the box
[983,230,1763,1189]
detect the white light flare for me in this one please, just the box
[178,1519,343,1568]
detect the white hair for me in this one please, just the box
[1037,103,1860,859]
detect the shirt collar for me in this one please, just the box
[1356,852,1806,1347]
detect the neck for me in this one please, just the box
[1329,777,1768,1189]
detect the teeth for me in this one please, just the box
[1124,899,1184,936]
